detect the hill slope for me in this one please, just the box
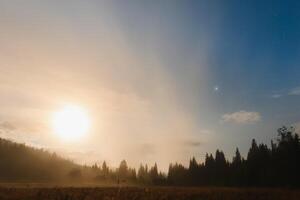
[0,138,79,182]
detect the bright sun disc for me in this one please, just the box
[52,105,90,141]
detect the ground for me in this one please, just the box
[0,186,299,200]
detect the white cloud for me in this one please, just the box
[269,86,300,98]
[222,110,261,124]
[289,87,300,96]
[271,94,282,98]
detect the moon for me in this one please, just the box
[214,86,219,91]
[52,105,90,141]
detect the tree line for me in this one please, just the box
[79,126,300,187]
[167,126,300,187]
[0,126,299,187]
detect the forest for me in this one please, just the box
[0,126,299,187]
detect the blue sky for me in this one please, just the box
[0,0,299,169]
[110,0,300,152]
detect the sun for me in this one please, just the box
[52,105,90,141]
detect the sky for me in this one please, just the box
[0,0,299,170]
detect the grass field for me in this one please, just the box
[0,186,299,200]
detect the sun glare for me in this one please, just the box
[52,105,90,141]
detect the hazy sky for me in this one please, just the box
[0,0,299,170]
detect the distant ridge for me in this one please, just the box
[0,138,78,182]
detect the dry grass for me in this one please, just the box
[0,186,299,200]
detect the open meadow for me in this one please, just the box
[0,187,299,200]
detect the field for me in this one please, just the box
[0,186,299,200]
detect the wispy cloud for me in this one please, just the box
[271,86,300,98]
[271,94,282,99]
[288,87,300,96]
[184,140,201,147]
[222,110,261,124]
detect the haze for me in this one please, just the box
[0,0,299,171]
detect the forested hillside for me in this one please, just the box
[0,138,79,182]
[0,126,299,187]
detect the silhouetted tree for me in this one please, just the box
[149,163,159,184]
[188,157,199,185]
[102,161,109,176]
[231,148,244,185]
[233,148,242,165]
[137,164,151,184]
[118,160,128,180]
